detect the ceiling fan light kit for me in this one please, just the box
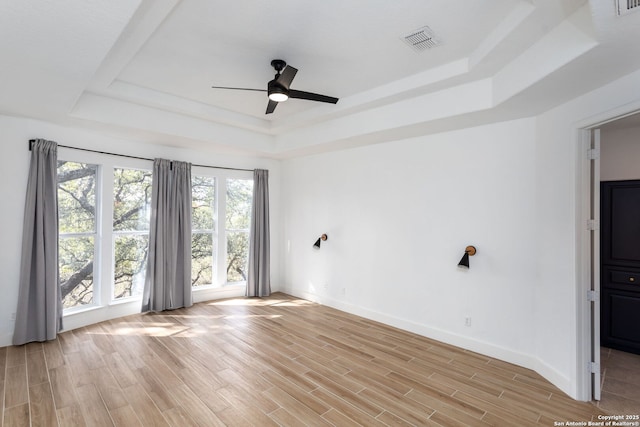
[212,59,338,114]
[267,82,288,102]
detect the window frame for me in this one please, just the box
[57,148,153,316]
[191,166,253,289]
[191,174,218,287]
[57,159,101,312]
[111,166,152,302]
[224,177,253,285]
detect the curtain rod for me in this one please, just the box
[28,139,255,172]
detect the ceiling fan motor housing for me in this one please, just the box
[211,59,338,114]
[268,78,288,100]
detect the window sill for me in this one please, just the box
[109,296,143,306]
[63,304,102,317]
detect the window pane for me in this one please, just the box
[192,176,215,230]
[226,231,249,283]
[225,178,252,284]
[59,236,94,309]
[57,161,97,233]
[113,168,152,231]
[113,168,151,301]
[192,232,213,286]
[225,179,252,230]
[113,235,148,299]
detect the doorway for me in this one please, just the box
[589,116,640,412]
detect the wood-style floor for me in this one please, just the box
[1,293,607,426]
[598,347,640,414]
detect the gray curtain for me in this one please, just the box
[247,169,271,297]
[142,159,193,312]
[13,139,62,345]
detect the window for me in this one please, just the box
[57,161,99,309]
[57,153,254,319]
[112,168,152,300]
[190,174,253,287]
[191,176,216,286]
[225,178,253,283]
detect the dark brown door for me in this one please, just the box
[601,180,640,355]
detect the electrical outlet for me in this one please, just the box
[465,317,472,327]
[10,312,16,321]
[341,287,346,295]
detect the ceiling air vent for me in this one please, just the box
[617,0,640,15]
[402,26,441,52]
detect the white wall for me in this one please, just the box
[0,115,282,346]
[601,125,640,181]
[281,67,640,401]
[282,117,540,366]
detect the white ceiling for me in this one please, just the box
[119,0,517,118]
[1,0,640,157]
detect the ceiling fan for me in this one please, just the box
[211,59,339,114]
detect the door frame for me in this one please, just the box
[576,106,640,401]
[577,126,597,402]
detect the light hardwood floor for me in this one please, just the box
[2,293,608,426]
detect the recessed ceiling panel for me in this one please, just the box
[117,0,522,119]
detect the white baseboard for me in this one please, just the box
[532,358,573,398]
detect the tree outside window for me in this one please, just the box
[57,161,98,309]
[191,175,216,286]
[58,161,253,312]
[226,178,252,283]
[112,168,152,299]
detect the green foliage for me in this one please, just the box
[191,176,215,286]
[57,161,97,309]
[111,168,152,299]
[57,161,96,233]
[225,178,252,282]
[191,232,213,286]
[113,235,148,298]
[192,176,215,231]
[113,168,151,231]
[59,236,94,308]
[226,178,252,230]
[226,231,249,282]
